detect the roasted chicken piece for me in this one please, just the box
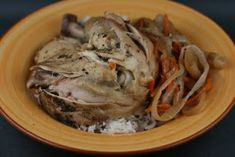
[27,13,158,126]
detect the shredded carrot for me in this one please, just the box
[204,77,212,91]
[174,85,180,94]
[160,74,166,82]
[170,57,177,65]
[165,81,174,93]
[160,56,170,75]
[158,103,171,113]
[108,62,116,70]
[186,77,212,105]
[145,77,212,114]
[183,76,190,83]
[145,103,171,113]
[145,106,151,113]
[172,42,182,53]
[186,92,202,106]
[163,14,170,36]
[174,65,179,72]
[160,56,178,84]
[148,80,156,97]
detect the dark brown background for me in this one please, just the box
[0,0,234,156]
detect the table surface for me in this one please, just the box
[0,0,234,157]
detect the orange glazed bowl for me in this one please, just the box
[0,0,235,155]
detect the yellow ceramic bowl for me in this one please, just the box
[0,0,235,154]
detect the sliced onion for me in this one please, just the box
[173,77,184,105]
[182,93,206,116]
[161,82,177,104]
[150,51,185,121]
[150,45,209,121]
[184,47,202,79]
[207,52,227,69]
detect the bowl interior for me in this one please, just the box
[0,0,235,154]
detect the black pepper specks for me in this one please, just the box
[116,42,120,48]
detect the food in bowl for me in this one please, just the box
[26,12,226,134]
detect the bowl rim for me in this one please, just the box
[1,99,234,155]
[0,0,235,155]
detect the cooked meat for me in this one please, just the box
[27,12,158,126]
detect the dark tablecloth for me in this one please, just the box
[0,0,234,157]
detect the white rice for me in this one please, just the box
[77,112,157,134]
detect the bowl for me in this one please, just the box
[0,0,235,155]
